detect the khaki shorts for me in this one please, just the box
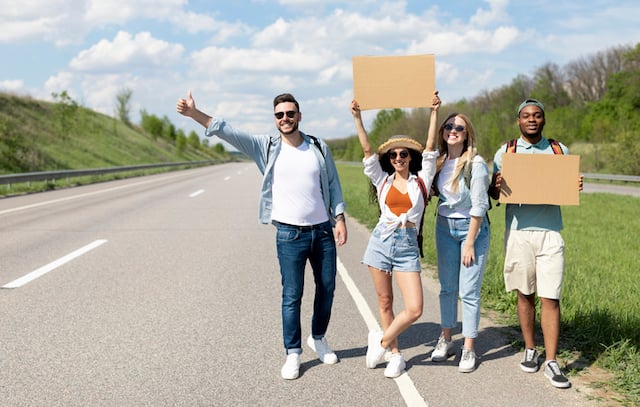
[503,229,565,299]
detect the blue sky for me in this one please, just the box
[2,0,639,145]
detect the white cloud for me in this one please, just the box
[0,80,25,92]
[85,0,187,25]
[470,0,510,26]
[79,74,137,116]
[69,31,184,72]
[0,0,87,45]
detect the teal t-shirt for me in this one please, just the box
[492,137,569,231]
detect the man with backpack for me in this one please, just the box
[176,91,347,380]
[489,98,583,389]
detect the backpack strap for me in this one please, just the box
[415,177,429,258]
[505,138,518,153]
[307,134,325,158]
[266,134,324,164]
[505,137,563,154]
[548,139,564,155]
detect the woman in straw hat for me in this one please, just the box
[350,94,439,378]
[426,94,490,373]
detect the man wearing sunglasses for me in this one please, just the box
[177,91,347,380]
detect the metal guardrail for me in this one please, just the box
[0,161,218,186]
[582,173,640,183]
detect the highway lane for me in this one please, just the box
[1,163,600,406]
[0,164,405,406]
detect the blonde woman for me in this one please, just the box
[427,94,490,373]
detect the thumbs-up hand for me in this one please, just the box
[176,90,195,117]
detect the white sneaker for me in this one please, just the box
[307,335,338,364]
[458,348,477,373]
[281,353,301,380]
[366,331,387,368]
[431,334,454,362]
[384,353,406,378]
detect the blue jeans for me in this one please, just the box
[435,215,490,339]
[273,221,336,354]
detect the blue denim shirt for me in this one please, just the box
[205,118,346,225]
[437,155,490,218]
[493,136,569,231]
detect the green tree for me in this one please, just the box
[161,116,176,141]
[530,63,570,108]
[140,109,164,140]
[116,88,133,126]
[188,131,201,149]
[176,132,186,154]
[51,90,78,138]
[212,143,227,155]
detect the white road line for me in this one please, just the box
[337,256,428,407]
[189,189,204,198]
[224,176,231,181]
[0,172,191,217]
[2,239,108,289]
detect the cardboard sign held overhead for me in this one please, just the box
[499,154,581,205]
[352,54,435,110]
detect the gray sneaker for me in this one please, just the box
[544,360,571,388]
[431,335,454,362]
[520,348,539,373]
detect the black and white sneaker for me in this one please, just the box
[520,348,539,373]
[544,360,571,388]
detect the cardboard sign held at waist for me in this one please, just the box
[499,154,581,205]
[352,54,435,110]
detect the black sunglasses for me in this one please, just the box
[443,123,465,132]
[388,150,409,159]
[274,110,297,119]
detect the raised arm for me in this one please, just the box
[176,91,213,128]
[425,91,441,152]
[350,100,374,159]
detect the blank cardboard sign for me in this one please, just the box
[499,154,581,205]
[352,54,435,110]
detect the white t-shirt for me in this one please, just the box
[271,141,328,226]
[438,158,470,218]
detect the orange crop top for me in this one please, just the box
[386,185,412,216]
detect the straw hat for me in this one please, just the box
[377,136,423,155]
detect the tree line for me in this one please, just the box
[116,88,227,156]
[332,42,640,175]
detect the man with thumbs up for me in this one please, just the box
[177,91,347,380]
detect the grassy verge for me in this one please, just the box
[338,163,640,405]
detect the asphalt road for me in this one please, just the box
[582,181,640,197]
[1,163,623,406]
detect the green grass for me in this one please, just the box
[0,92,223,175]
[0,91,233,196]
[338,163,640,405]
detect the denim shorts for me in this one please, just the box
[362,223,421,273]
